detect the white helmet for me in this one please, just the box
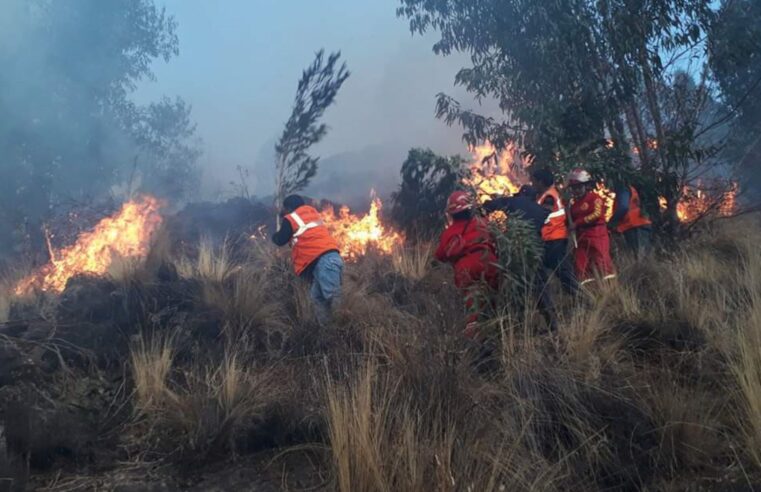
[567,168,592,186]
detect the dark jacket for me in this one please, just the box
[483,196,549,237]
[271,218,294,246]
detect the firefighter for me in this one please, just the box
[435,191,499,338]
[531,169,579,294]
[566,169,616,286]
[483,190,559,332]
[272,195,344,324]
[609,183,652,259]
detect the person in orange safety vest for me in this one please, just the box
[272,195,344,324]
[609,184,652,259]
[566,169,616,286]
[435,191,500,338]
[531,169,579,294]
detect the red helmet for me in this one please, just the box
[446,191,473,214]
[566,168,592,186]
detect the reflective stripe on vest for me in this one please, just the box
[285,205,340,276]
[289,211,324,244]
[545,208,567,223]
[538,187,569,241]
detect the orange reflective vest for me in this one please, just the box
[538,186,569,241]
[615,186,652,234]
[284,205,340,276]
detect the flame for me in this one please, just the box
[659,182,738,223]
[676,186,710,223]
[15,196,163,295]
[464,141,530,203]
[719,182,739,217]
[321,194,404,261]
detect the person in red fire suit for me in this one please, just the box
[567,169,616,285]
[435,191,499,338]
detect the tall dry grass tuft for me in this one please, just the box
[129,332,284,462]
[108,256,149,286]
[326,360,392,492]
[130,331,176,412]
[391,243,433,280]
[735,299,761,468]
[220,266,290,345]
[174,237,234,283]
[730,244,761,468]
[325,351,566,491]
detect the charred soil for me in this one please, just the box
[2,211,761,491]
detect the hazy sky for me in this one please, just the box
[134,1,475,199]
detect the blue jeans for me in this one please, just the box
[310,251,343,323]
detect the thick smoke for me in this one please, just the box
[298,44,478,208]
[134,1,483,206]
[0,0,199,261]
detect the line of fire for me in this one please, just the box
[3,2,761,490]
[11,140,739,297]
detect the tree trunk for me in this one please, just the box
[639,48,668,170]
[625,102,651,171]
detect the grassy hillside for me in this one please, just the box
[2,217,761,490]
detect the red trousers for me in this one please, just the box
[575,233,615,282]
[454,252,500,326]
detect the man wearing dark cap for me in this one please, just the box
[272,195,343,324]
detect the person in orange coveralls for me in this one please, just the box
[566,169,616,286]
[435,191,499,338]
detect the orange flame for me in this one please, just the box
[676,186,710,223]
[321,194,404,261]
[719,182,739,217]
[464,141,530,203]
[15,196,163,295]
[659,182,738,223]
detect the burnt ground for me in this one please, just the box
[0,198,296,491]
[2,202,761,491]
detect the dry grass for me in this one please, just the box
[67,214,761,488]
[174,237,235,283]
[131,331,176,412]
[224,267,290,344]
[731,262,761,469]
[129,337,283,461]
[107,256,148,286]
[324,359,563,492]
[391,243,433,280]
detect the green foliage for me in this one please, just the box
[391,148,466,240]
[398,0,712,151]
[396,0,752,228]
[274,50,350,208]
[488,214,544,314]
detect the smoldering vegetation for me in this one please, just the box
[0,0,201,269]
[1,215,761,490]
[2,0,761,490]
